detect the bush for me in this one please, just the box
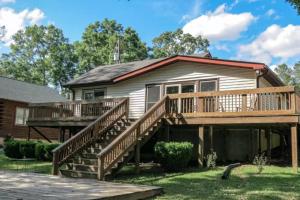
[44,143,60,161]
[35,143,60,161]
[35,142,46,160]
[253,153,267,174]
[19,141,36,158]
[154,141,193,172]
[3,140,22,159]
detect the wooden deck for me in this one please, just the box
[0,171,162,200]
[166,86,300,125]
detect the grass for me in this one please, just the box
[1,148,300,199]
[0,149,52,174]
[115,164,300,200]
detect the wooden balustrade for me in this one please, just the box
[52,98,129,175]
[97,96,167,180]
[28,98,124,121]
[167,86,298,117]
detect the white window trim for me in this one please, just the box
[15,107,29,126]
[82,88,107,100]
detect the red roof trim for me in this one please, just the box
[113,55,266,83]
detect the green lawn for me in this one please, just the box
[0,149,52,174]
[115,165,300,200]
[1,149,299,199]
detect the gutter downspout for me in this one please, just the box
[256,68,268,88]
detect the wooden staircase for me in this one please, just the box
[52,96,167,180]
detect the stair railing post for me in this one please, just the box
[135,122,141,174]
[52,152,59,175]
[98,156,105,181]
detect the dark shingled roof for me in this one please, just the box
[0,76,67,103]
[65,52,212,87]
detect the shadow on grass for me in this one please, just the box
[115,165,300,200]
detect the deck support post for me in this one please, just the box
[291,124,298,173]
[198,126,205,167]
[135,139,141,174]
[209,126,213,151]
[97,157,105,180]
[27,126,31,141]
[164,123,170,142]
[266,128,271,163]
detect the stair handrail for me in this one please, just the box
[52,97,129,175]
[97,96,168,180]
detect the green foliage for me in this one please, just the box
[75,18,148,74]
[35,142,60,161]
[35,142,47,160]
[0,24,77,90]
[154,141,193,171]
[3,140,22,159]
[44,143,60,161]
[19,141,36,158]
[253,153,267,174]
[274,64,295,86]
[287,0,300,14]
[152,28,209,58]
[206,150,217,168]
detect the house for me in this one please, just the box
[0,76,67,142]
[26,52,300,180]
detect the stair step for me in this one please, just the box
[71,157,97,165]
[60,169,97,179]
[66,163,98,172]
[78,153,97,159]
[83,147,102,154]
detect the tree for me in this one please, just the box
[274,64,295,85]
[293,61,300,88]
[75,19,148,75]
[287,0,300,14]
[0,25,77,90]
[151,28,209,58]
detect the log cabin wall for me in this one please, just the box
[0,99,60,140]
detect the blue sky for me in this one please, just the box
[0,0,300,67]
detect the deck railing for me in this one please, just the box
[28,98,125,121]
[97,96,167,180]
[52,98,129,175]
[167,86,299,117]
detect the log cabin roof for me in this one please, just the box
[0,76,67,103]
[64,52,283,87]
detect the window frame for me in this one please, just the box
[199,79,219,92]
[145,84,162,111]
[82,88,107,101]
[15,107,29,126]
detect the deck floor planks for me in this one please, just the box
[0,171,162,200]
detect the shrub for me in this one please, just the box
[19,141,36,158]
[206,150,218,168]
[253,153,267,174]
[35,142,46,160]
[44,143,60,161]
[3,140,22,159]
[154,141,193,172]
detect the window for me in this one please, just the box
[200,80,217,92]
[15,107,29,125]
[166,85,180,94]
[146,85,161,110]
[181,84,195,93]
[83,88,106,100]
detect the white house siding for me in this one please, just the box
[73,62,257,119]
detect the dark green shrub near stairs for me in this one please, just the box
[3,140,23,159]
[3,138,59,160]
[154,141,193,172]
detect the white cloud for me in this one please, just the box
[214,44,229,52]
[182,4,255,42]
[237,24,300,65]
[266,9,275,17]
[0,0,15,4]
[0,7,45,45]
[180,0,202,23]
